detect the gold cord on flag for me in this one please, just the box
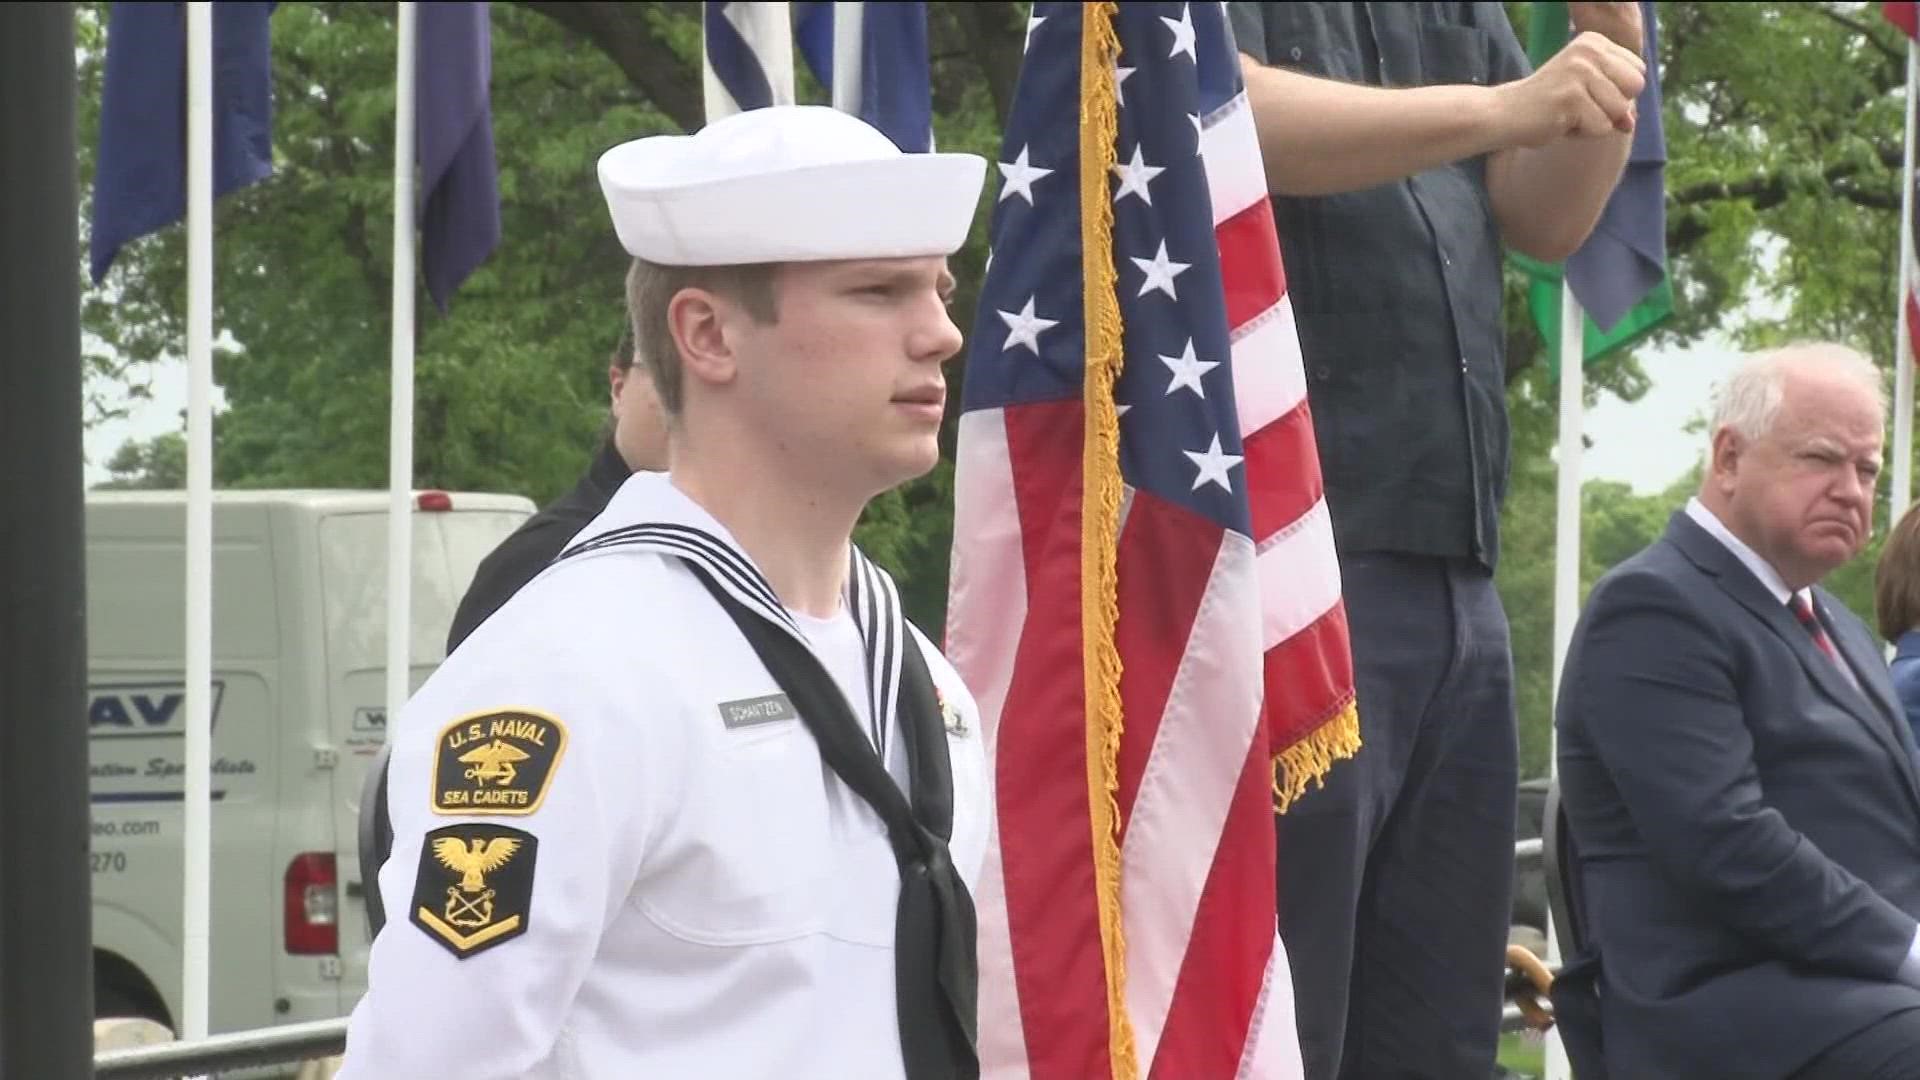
[1078,4,1137,1077]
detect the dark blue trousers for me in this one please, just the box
[1277,552,1519,1080]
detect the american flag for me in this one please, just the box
[944,3,1357,1077]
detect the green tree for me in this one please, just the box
[95,431,188,490]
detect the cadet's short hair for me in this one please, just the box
[610,323,637,373]
[624,258,779,415]
[1878,500,1920,641]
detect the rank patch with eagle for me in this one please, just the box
[410,824,537,959]
[430,708,567,816]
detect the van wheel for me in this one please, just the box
[92,957,170,1030]
[95,981,153,1022]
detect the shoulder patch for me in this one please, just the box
[430,708,568,816]
[410,824,538,960]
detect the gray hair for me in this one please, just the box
[1709,341,1886,444]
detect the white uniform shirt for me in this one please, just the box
[337,473,991,1079]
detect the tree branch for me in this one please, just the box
[273,48,384,300]
[955,2,1027,127]
[1815,4,1903,66]
[514,2,704,133]
[1667,140,1904,251]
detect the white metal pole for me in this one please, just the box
[1550,303,1585,692]
[830,2,864,115]
[1545,283,1584,1080]
[1893,43,1917,535]
[387,2,418,729]
[181,0,215,1049]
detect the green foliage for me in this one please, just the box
[75,2,1918,728]
[95,431,187,490]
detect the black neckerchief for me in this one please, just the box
[553,525,979,1079]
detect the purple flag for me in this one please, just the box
[89,2,277,285]
[416,2,500,312]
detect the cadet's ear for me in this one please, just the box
[668,286,738,393]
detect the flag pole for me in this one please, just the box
[182,0,216,1049]
[830,1,863,114]
[1546,282,1584,1080]
[388,2,419,729]
[1894,39,1917,533]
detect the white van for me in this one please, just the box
[84,489,534,1043]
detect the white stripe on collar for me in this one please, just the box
[556,473,908,757]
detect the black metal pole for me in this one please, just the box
[0,4,94,1078]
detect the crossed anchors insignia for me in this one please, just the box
[459,739,530,787]
[434,835,521,928]
[937,686,967,736]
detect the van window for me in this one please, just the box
[317,511,525,672]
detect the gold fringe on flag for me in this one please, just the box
[1077,3,1137,1077]
[1272,699,1363,816]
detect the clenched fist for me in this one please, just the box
[1492,30,1647,149]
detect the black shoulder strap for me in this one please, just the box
[686,565,978,1080]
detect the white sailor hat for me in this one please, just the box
[598,105,988,267]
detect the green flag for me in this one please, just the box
[1518,1,1674,371]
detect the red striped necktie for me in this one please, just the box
[1790,593,1841,665]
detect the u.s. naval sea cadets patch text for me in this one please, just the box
[410,824,537,959]
[430,709,567,816]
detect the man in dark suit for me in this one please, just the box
[1556,341,1920,1080]
[446,334,668,651]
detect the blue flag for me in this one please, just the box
[89,1,277,285]
[1518,1,1673,367]
[1564,0,1667,331]
[416,2,500,313]
[703,1,794,116]
[794,1,933,153]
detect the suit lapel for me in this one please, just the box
[1669,513,1920,812]
[1820,595,1920,799]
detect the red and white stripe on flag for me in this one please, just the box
[1887,1,1918,40]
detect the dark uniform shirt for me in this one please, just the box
[1228,2,1532,570]
[446,437,633,652]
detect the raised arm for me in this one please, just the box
[1235,2,1646,261]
